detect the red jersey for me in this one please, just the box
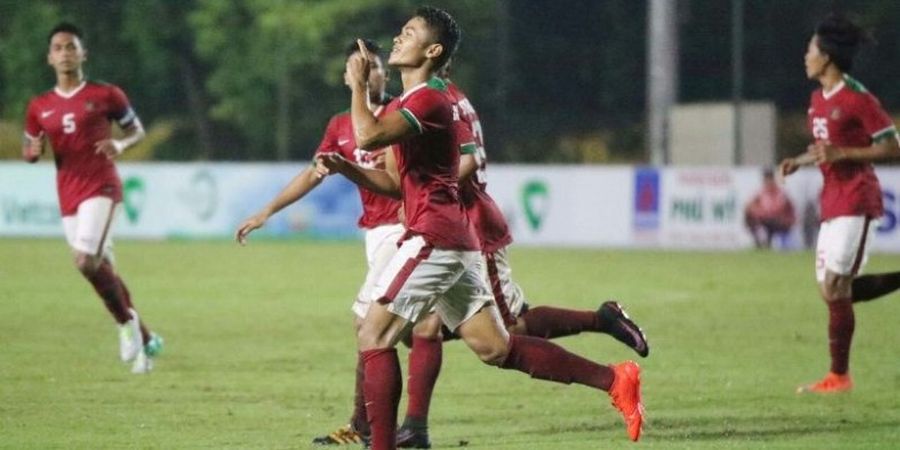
[24,81,136,215]
[808,75,897,220]
[388,78,480,250]
[316,102,401,229]
[446,82,513,253]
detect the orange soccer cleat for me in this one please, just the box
[796,372,853,394]
[608,360,644,442]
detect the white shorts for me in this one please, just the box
[482,247,527,326]
[815,216,872,283]
[61,197,117,257]
[371,235,494,331]
[353,223,405,319]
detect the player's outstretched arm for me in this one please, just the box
[317,152,401,199]
[235,165,324,245]
[95,118,146,160]
[22,133,44,163]
[807,134,900,164]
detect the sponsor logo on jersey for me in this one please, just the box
[40,110,55,119]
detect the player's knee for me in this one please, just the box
[464,337,508,366]
[74,253,101,277]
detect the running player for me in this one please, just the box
[316,7,644,448]
[779,14,900,394]
[394,72,650,448]
[22,22,162,374]
[235,39,399,445]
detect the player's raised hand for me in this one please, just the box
[95,139,124,160]
[235,213,267,246]
[346,38,371,88]
[22,134,44,163]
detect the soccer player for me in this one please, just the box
[235,39,399,445]
[779,14,900,394]
[394,71,650,448]
[22,23,162,374]
[316,7,644,448]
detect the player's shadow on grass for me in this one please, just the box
[648,414,900,441]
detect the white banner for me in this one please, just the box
[5,162,900,252]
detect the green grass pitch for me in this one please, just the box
[1,238,899,449]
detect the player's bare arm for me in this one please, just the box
[348,39,416,150]
[22,133,44,163]
[317,151,401,199]
[235,165,324,245]
[95,118,146,160]
[459,153,478,182]
[808,134,900,164]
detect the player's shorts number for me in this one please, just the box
[62,113,76,134]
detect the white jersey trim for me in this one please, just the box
[822,80,845,100]
[871,124,897,139]
[400,82,428,102]
[54,81,87,99]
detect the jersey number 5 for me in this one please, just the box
[62,113,76,134]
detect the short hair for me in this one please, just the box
[48,22,83,45]
[345,39,381,58]
[414,6,461,71]
[814,14,874,73]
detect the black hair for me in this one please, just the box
[414,6,460,71]
[48,22,83,45]
[814,14,874,73]
[345,39,381,58]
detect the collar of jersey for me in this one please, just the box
[54,81,87,99]
[822,79,845,100]
[400,81,430,101]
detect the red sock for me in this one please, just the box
[362,348,401,450]
[405,336,442,425]
[500,335,614,390]
[87,262,131,324]
[827,299,855,375]
[115,273,150,344]
[350,353,369,435]
[521,306,601,339]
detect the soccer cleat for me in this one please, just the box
[118,309,143,362]
[598,301,649,357]
[796,372,853,394]
[609,360,644,442]
[131,349,153,374]
[396,425,431,449]
[144,332,164,357]
[312,424,369,446]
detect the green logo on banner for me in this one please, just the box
[521,180,549,231]
[123,177,146,224]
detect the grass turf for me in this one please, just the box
[1,238,898,449]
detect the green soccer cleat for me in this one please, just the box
[144,333,164,357]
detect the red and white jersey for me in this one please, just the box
[446,82,513,253]
[316,101,401,229]
[808,75,897,220]
[387,78,479,251]
[24,81,136,216]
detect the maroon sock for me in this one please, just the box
[852,271,900,302]
[405,336,442,426]
[87,263,131,324]
[500,335,614,391]
[350,353,370,435]
[115,273,151,343]
[362,348,401,450]
[521,306,601,339]
[827,299,855,375]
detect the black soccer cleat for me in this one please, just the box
[598,301,649,357]
[396,425,432,449]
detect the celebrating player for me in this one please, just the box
[316,7,644,448]
[779,14,900,394]
[22,23,162,374]
[235,39,400,445]
[393,70,650,448]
